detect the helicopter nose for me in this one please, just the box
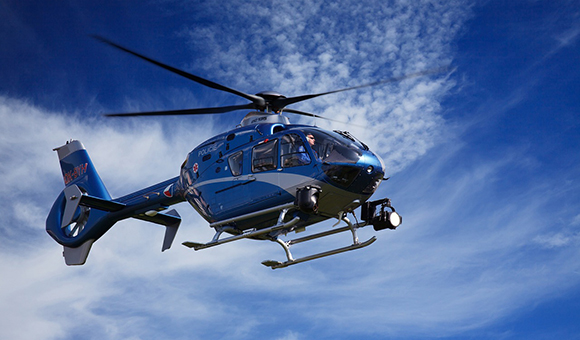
[358,152,385,194]
[359,151,385,175]
[322,151,385,195]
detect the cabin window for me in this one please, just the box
[281,133,311,167]
[252,139,278,172]
[228,151,243,176]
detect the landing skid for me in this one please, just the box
[262,235,376,269]
[183,198,400,269]
[261,216,375,269]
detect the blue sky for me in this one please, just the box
[1,1,580,339]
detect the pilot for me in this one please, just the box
[294,134,318,164]
[306,134,319,159]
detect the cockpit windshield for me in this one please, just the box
[302,129,363,164]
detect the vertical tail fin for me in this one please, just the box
[55,140,110,199]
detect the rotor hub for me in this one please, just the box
[255,91,287,112]
[255,91,286,102]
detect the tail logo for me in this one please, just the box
[63,163,88,185]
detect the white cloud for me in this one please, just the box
[533,232,579,248]
[556,26,580,47]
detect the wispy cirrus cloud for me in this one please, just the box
[177,0,471,173]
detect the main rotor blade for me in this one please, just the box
[275,66,453,109]
[283,108,365,128]
[105,103,255,117]
[92,35,265,106]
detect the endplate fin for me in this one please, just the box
[63,240,94,266]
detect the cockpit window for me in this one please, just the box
[302,129,362,164]
[252,139,278,172]
[281,134,310,167]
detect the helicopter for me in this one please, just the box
[46,37,442,269]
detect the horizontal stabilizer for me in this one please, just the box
[133,208,181,227]
[80,195,125,212]
[134,209,181,251]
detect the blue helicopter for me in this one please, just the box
[44,37,446,269]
